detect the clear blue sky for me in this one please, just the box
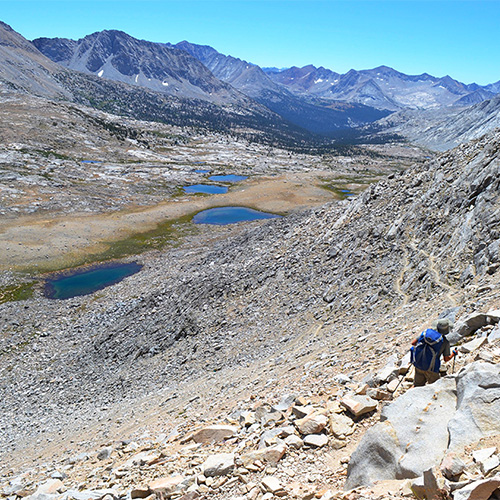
[2,0,499,85]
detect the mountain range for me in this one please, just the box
[33,30,500,114]
[0,22,314,149]
[1,20,500,148]
[31,29,500,140]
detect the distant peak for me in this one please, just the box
[301,64,317,72]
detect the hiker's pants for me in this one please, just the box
[414,367,440,387]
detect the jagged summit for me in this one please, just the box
[33,30,245,104]
[267,63,497,110]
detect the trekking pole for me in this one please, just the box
[392,372,406,396]
[452,349,458,374]
[393,375,404,394]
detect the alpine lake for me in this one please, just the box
[42,174,283,299]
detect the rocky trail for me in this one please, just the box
[1,310,500,500]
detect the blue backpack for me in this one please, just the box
[410,329,444,373]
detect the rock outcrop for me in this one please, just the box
[345,376,456,488]
[345,361,500,490]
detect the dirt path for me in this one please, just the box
[0,172,336,272]
[394,230,460,310]
[394,245,411,306]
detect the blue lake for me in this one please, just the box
[208,174,248,183]
[341,189,355,197]
[183,184,228,194]
[44,262,142,300]
[192,207,281,225]
[194,169,210,174]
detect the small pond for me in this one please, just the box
[44,261,142,300]
[194,169,211,174]
[183,184,228,194]
[208,174,248,183]
[341,189,355,197]
[192,206,281,225]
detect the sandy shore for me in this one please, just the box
[0,172,336,272]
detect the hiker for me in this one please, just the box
[410,318,458,387]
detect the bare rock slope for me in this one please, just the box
[0,21,70,98]
[376,93,500,151]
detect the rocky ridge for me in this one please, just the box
[32,31,245,105]
[375,94,500,151]
[266,65,498,111]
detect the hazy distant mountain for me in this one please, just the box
[454,88,497,107]
[484,80,500,94]
[33,30,248,105]
[266,64,341,95]
[375,93,500,150]
[175,41,389,133]
[0,21,70,98]
[266,64,497,111]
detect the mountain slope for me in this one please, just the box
[5,126,496,409]
[0,21,71,98]
[86,128,499,375]
[33,30,247,105]
[175,40,281,97]
[376,93,500,150]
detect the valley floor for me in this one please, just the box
[0,171,347,272]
